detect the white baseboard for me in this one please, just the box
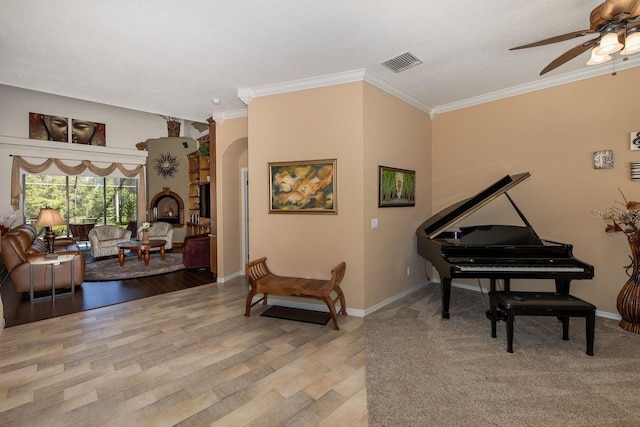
[364,281,432,316]
[246,278,621,322]
[217,270,243,283]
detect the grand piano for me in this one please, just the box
[416,172,594,319]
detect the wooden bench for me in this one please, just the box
[489,291,596,356]
[245,257,347,330]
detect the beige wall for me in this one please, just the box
[245,82,431,311]
[362,84,432,307]
[215,117,248,280]
[432,66,640,315]
[248,82,366,309]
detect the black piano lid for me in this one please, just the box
[421,172,531,239]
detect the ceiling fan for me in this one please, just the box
[511,0,640,75]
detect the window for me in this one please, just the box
[24,174,138,236]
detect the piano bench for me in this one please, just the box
[489,291,595,356]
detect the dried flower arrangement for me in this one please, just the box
[594,189,640,239]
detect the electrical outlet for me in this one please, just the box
[407,267,412,277]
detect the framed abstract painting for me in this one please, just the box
[269,159,337,214]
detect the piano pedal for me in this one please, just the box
[485,308,507,322]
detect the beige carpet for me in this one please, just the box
[84,252,185,281]
[365,283,640,426]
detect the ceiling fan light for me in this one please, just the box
[595,32,623,55]
[621,32,640,55]
[586,48,612,65]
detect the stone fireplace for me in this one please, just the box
[149,187,184,225]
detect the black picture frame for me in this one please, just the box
[378,165,415,207]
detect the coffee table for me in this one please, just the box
[116,240,166,267]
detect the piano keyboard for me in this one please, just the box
[456,265,585,272]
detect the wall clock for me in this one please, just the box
[154,152,180,178]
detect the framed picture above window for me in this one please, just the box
[72,119,106,146]
[268,159,336,214]
[378,165,415,207]
[29,112,69,142]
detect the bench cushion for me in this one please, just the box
[490,291,595,312]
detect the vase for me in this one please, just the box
[167,121,180,137]
[142,231,150,244]
[617,235,640,333]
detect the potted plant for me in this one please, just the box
[198,144,209,157]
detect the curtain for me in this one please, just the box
[11,156,146,223]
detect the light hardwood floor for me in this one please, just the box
[0,277,367,426]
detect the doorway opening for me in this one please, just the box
[241,168,249,265]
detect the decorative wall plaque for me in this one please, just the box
[594,150,613,169]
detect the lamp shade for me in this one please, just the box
[595,32,623,55]
[622,31,640,55]
[586,48,612,65]
[34,208,65,228]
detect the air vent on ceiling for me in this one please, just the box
[381,51,423,73]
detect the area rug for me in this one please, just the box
[84,252,185,281]
[260,305,331,325]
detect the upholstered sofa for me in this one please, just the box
[182,233,210,268]
[137,222,174,250]
[88,225,132,258]
[1,224,85,294]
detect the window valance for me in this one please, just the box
[11,155,146,222]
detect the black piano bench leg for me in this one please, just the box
[506,309,515,353]
[586,311,595,357]
[490,299,498,338]
[561,316,570,341]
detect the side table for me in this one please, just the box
[28,254,76,302]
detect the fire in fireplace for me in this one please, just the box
[149,188,184,225]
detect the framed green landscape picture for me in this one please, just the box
[378,165,415,207]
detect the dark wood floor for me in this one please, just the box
[1,251,216,328]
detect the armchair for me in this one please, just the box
[69,223,95,248]
[88,225,132,258]
[182,233,210,268]
[137,222,173,250]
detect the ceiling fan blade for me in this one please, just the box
[600,0,640,20]
[510,29,596,50]
[539,37,600,75]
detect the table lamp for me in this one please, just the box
[34,207,65,257]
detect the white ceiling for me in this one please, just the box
[1,0,639,122]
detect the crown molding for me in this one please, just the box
[236,68,434,115]
[211,109,247,125]
[238,57,640,119]
[362,71,434,114]
[237,69,367,105]
[433,57,640,116]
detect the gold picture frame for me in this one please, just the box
[268,159,337,214]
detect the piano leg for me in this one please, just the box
[555,279,571,294]
[490,278,510,292]
[441,277,451,319]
